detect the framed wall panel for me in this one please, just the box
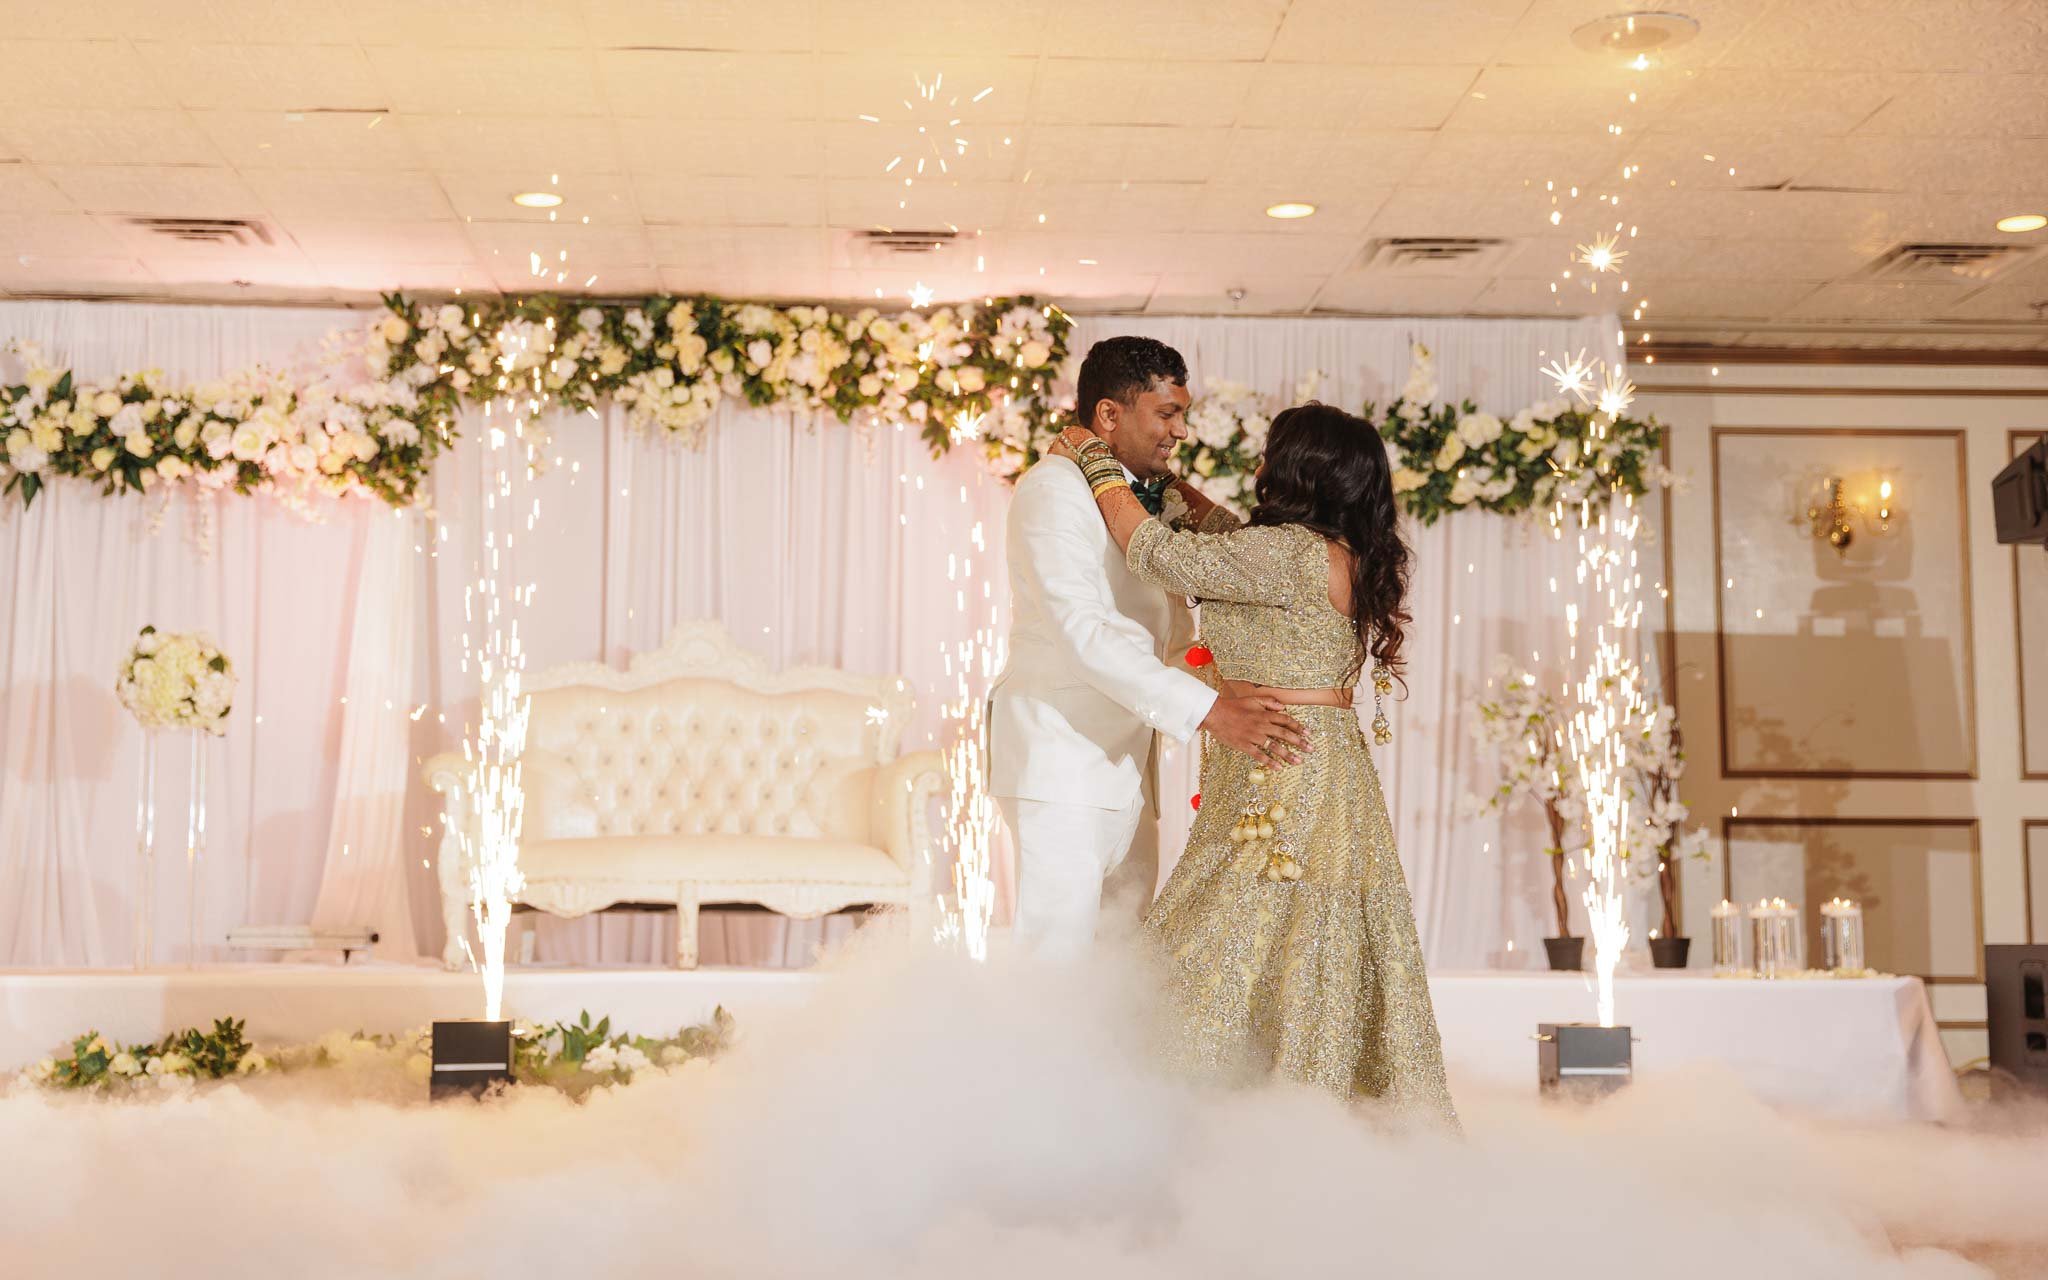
[2013,431,2048,779]
[1712,428,1975,778]
[2028,821,2048,945]
[1722,817,1982,983]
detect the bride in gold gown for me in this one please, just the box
[1051,404,1458,1128]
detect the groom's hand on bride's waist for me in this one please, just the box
[1200,695,1312,768]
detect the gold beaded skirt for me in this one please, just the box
[1145,704,1460,1129]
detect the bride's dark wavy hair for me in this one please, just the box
[1248,402,1411,684]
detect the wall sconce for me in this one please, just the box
[1803,474,1898,553]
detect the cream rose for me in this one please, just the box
[380,315,409,343]
[93,391,123,417]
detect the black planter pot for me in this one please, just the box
[1542,935,1585,971]
[1648,936,1693,969]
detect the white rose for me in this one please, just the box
[1019,340,1051,369]
[744,338,773,369]
[1433,436,1466,471]
[955,365,986,393]
[123,431,153,459]
[709,349,735,375]
[91,446,116,472]
[1456,412,1503,448]
[230,424,267,461]
[380,315,409,343]
[858,373,882,398]
[891,367,920,394]
[1391,466,1428,494]
[155,456,189,482]
[436,304,465,331]
[110,1052,141,1076]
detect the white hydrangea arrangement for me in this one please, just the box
[115,625,235,736]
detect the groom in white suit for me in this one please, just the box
[989,336,1310,958]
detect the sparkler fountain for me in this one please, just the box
[432,322,551,1097]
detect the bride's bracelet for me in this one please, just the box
[1071,437,1127,495]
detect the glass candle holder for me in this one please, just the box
[1711,899,1744,974]
[1820,898,1865,974]
[1748,898,1804,978]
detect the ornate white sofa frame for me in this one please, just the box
[426,623,945,969]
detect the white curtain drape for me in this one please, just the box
[2,301,1644,971]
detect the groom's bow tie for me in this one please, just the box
[1130,474,1172,515]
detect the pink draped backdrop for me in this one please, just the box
[0,300,1638,970]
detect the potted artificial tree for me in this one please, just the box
[1625,708,1712,968]
[1471,658,1586,971]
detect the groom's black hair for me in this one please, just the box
[1073,336,1187,430]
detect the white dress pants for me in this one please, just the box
[998,793,1157,960]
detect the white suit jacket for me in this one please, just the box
[988,455,1217,810]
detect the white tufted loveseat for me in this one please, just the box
[424,622,945,969]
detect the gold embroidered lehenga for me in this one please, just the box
[1128,515,1459,1127]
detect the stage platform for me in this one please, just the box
[0,965,1960,1122]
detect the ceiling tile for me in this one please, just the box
[465,221,654,271]
[812,3,1041,57]
[245,168,457,221]
[1853,73,2048,139]
[1797,137,2048,196]
[1441,64,1688,134]
[825,178,1009,233]
[401,115,623,175]
[1011,126,1225,186]
[0,167,77,214]
[280,219,477,265]
[0,212,130,256]
[818,120,1023,185]
[1041,1,1289,61]
[40,165,262,218]
[636,176,823,227]
[436,172,635,223]
[1188,185,1387,236]
[98,0,356,43]
[599,50,818,121]
[621,123,823,178]
[1146,274,1326,315]
[1016,182,1201,235]
[191,110,420,170]
[0,255,157,295]
[1217,130,1435,191]
[1626,276,1826,319]
[0,109,221,166]
[1715,0,2042,73]
[365,47,604,116]
[1033,61,1253,128]
[345,0,590,50]
[1268,0,1530,65]
[582,0,817,52]
[1939,283,2048,321]
[1237,63,1475,132]
[133,43,385,111]
[1783,279,1980,321]
[0,40,168,109]
[1664,69,1908,136]
[1313,273,1492,314]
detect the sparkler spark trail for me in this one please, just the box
[1556,495,1650,1028]
[1541,349,1596,401]
[455,321,555,1022]
[936,508,1001,960]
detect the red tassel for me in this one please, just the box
[1185,644,1214,668]
[1190,792,1202,811]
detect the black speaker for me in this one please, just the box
[1985,944,2048,1097]
[1991,435,2048,547]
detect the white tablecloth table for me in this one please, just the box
[1428,971,1961,1122]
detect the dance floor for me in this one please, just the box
[0,962,1958,1121]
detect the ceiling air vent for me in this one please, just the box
[855,228,961,255]
[1864,242,2036,283]
[126,217,274,248]
[1358,237,1509,274]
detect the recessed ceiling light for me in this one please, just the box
[511,191,562,209]
[1570,10,1700,56]
[1265,202,1317,220]
[1996,213,2046,233]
